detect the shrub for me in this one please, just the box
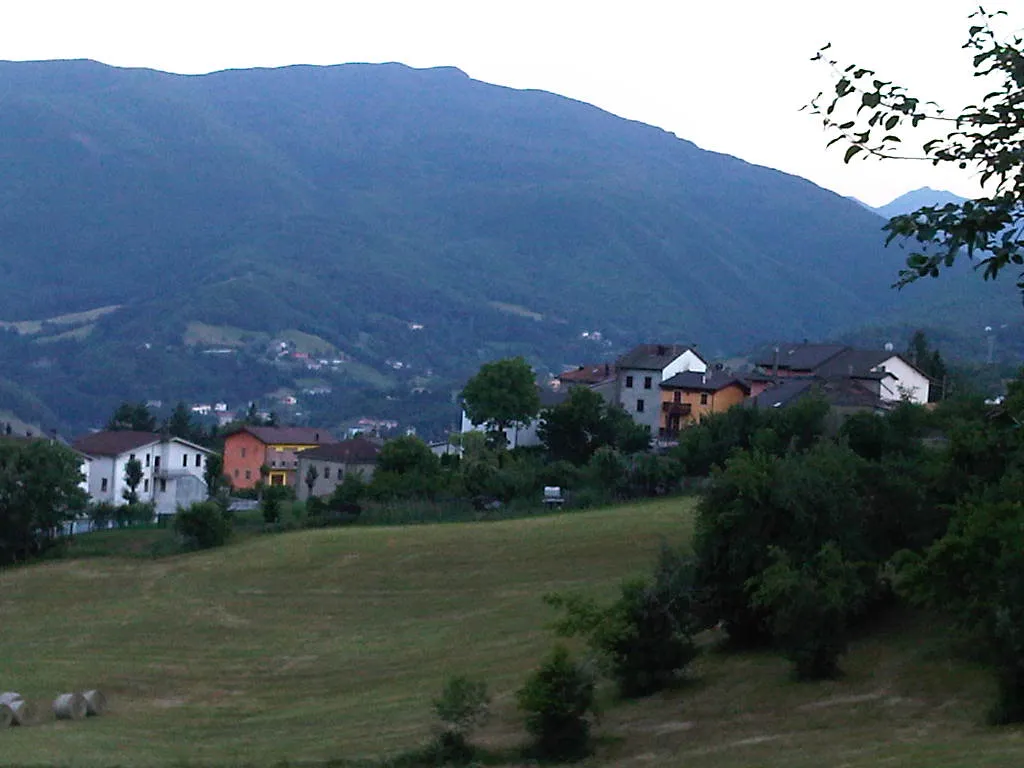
[547,547,699,697]
[694,442,869,646]
[173,501,232,550]
[429,675,490,763]
[749,543,865,680]
[517,645,596,761]
[899,499,1024,723]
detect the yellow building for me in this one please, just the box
[659,372,750,439]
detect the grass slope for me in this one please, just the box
[1,500,1022,767]
[0,501,689,766]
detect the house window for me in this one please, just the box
[644,376,652,390]
[129,453,135,462]
[159,478,167,493]
[700,393,709,405]
[323,467,331,480]
[241,447,247,458]
[145,454,151,467]
[673,391,681,403]
[182,455,188,468]
[233,468,239,478]
[245,469,252,480]
[101,478,108,493]
[195,454,202,467]
[636,398,645,413]
[625,375,634,388]
[143,479,149,493]
[271,460,277,467]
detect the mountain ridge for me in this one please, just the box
[0,59,1017,434]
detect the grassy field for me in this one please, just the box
[1,499,1022,767]
[0,305,120,335]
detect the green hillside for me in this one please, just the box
[1,501,1020,767]
[0,59,1019,434]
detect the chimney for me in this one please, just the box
[657,345,667,356]
[314,432,320,442]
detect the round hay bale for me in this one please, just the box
[0,704,12,729]
[82,690,107,716]
[0,693,22,706]
[4,699,35,726]
[52,692,87,721]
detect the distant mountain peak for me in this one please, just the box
[875,187,969,218]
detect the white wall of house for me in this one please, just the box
[459,410,542,449]
[86,439,212,518]
[78,456,91,495]
[662,350,708,381]
[875,356,930,405]
[615,352,708,436]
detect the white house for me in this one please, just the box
[460,386,570,449]
[614,344,708,436]
[71,431,216,519]
[872,354,931,405]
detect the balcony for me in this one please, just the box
[661,402,692,416]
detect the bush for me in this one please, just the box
[749,543,865,680]
[547,547,699,697]
[517,645,596,761]
[429,675,490,763]
[173,501,232,550]
[694,442,869,646]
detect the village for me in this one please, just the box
[1,339,928,522]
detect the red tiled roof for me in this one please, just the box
[558,364,616,384]
[72,430,161,457]
[239,426,335,446]
[299,437,380,463]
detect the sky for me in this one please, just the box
[0,0,1011,206]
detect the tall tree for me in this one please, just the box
[461,357,541,448]
[539,386,650,465]
[0,439,86,563]
[122,457,144,505]
[107,402,157,432]
[166,402,197,441]
[807,10,1024,293]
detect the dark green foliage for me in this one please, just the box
[462,358,541,446]
[898,499,1024,723]
[809,11,1024,296]
[107,402,157,432]
[538,388,650,465]
[261,485,291,525]
[117,502,155,528]
[749,543,866,680]
[370,437,444,500]
[88,501,117,530]
[672,395,829,477]
[173,501,232,550]
[0,438,86,563]
[547,547,699,698]
[694,441,870,644]
[203,453,229,502]
[122,457,144,504]
[517,645,596,761]
[329,472,366,508]
[429,675,490,763]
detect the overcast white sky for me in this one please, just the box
[0,0,1010,206]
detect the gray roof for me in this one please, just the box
[814,349,893,379]
[616,343,704,371]
[660,371,751,393]
[300,437,380,464]
[754,344,847,372]
[749,378,818,409]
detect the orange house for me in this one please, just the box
[658,372,751,439]
[223,426,335,489]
